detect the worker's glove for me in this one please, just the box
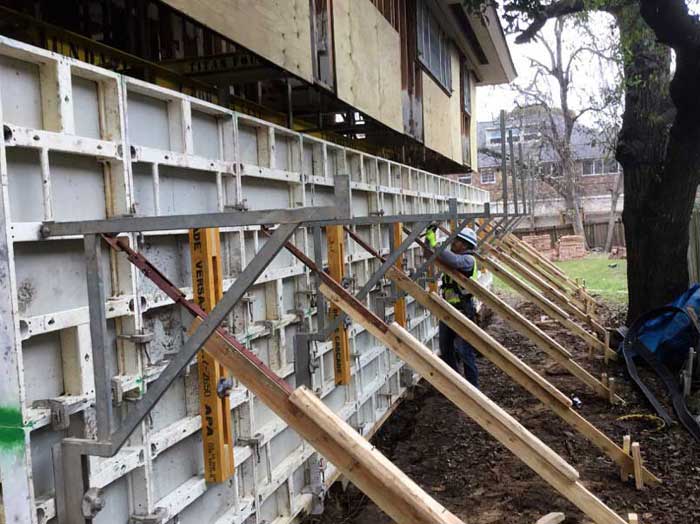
[425,227,438,248]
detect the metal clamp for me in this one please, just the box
[238,433,264,462]
[118,331,155,363]
[129,508,169,524]
[33,397,90,431]
[81,488,105,519]
[217,377,234,399]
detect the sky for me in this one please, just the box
[476,12,621,128]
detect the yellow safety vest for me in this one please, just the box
[442,257,477,306]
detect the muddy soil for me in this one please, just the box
[304,296,700,524]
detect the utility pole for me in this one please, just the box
[500,110,508,217]
[508,129,518,215]
[518,142,527,215]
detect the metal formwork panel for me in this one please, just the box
[0,37,490,524]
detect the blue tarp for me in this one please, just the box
[632,283,700,369]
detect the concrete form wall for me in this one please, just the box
[0,38,489,524]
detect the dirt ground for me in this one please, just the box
[304,297,700,524]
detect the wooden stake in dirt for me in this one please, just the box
[384,267,658,487]
[621,435,632,481]
[628,513,639,524]
[536,513,566,524]
[632,442,645,490]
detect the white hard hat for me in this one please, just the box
[456,227,477,248]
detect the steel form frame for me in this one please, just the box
[52,192,494,523]
[0,36,499,524]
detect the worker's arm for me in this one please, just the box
[437,249,475,275]
[425,226,475,274]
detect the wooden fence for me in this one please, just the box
[516,221,625,251]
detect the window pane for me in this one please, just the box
[416,0,452,92]
[596,159,604,174]
[582,160,594,175]
[604,159,618,173]
[463,69,471,113]
[430,17,441,73]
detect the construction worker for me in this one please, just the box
[425,225,479,388]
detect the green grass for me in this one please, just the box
[555,254,627,304]
[491,254,628,304]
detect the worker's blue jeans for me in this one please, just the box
[438,302,479,388]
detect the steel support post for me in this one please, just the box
[84,234,113,442]
[293,333,313,389]
[53,442,92,524]
[312,225,326,333]
[518,142,527,215]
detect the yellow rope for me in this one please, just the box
[616,413,666,432]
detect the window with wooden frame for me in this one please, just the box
[416,0,452,93]
[481,169,496,184]
[310,0,335,89]
[460,60,472,164]
[581,158,620,176]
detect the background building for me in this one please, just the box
[466,106,624,248]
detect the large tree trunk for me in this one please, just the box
[615,5,674,322]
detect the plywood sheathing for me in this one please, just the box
[333,0,403,132]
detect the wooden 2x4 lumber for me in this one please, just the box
[434,260,616,401]
[346,225,613,400]
[388,267,571,408]
[195,320,463,524]
[504,233,601,307]
[501,235,574,291]
[495,235,586,302]
[387,268,658,486]
[189,227,235,483]
[484,236,588,317]
[502,233,605,316]
[477,254,616,361]
[326,225,352,385]
[280,235,631,524]
[319,283,631,524]
[489,246,607,337]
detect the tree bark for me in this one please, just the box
[628,1,700,323]
[615,4,675,322]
